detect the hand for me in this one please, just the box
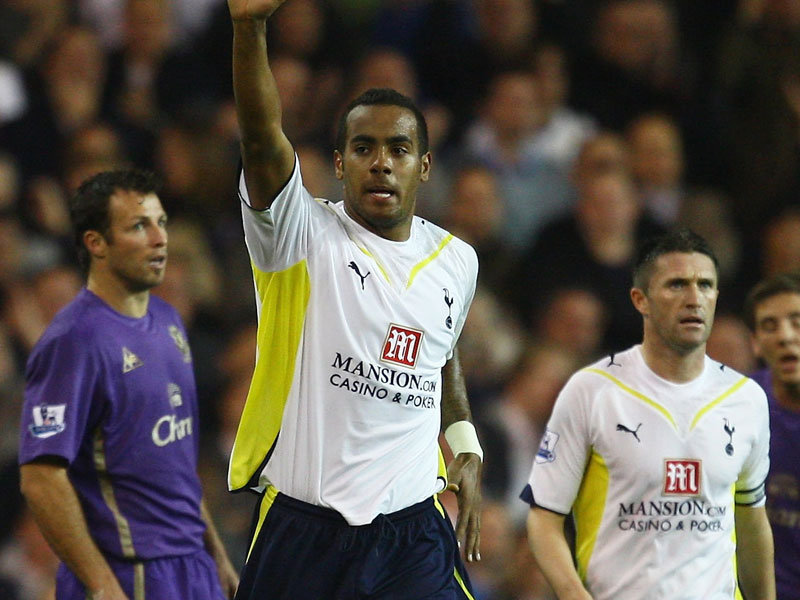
[446,453,482,562]
[228,0,288,21]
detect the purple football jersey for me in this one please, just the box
[752,368,800,599]
[20,289,206,560]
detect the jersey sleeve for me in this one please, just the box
[734,381,770,507]
[239,154,330,273]
[19,330,100,465]
[447,241,479,360]
[523,372,592,514]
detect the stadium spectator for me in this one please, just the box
[477,342,580,525]
[508,148,663,353]
[626,111,687,226]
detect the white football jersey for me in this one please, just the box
[525,345,770,600]
[228,157,478,525]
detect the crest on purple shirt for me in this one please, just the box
[122,346,144,373]
[168,325,192,363]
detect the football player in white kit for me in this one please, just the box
[226,0,483,598]
[522,229,775,600]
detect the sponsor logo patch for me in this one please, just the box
[664,459,701,495]
[29,404,66,438]
[122,346,143,373]
[535,429,560,464]
[168,383,182,407]
[381,324,423,368]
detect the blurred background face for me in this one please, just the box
[446,167,504,244]
[64,124,128,193]
[476,0,537,54]
[573,133,630,192]
[485,72,543,139]
[353,49,419,99]
[762,213,800,277]
[706,314,757,374]
[595,0,676,74]
[532,44,569,115]
[509,345,578,425]
[628,115,684,188]
[537,288,608,358]
[576,171,641,236]
[271,0,324,58]
[123,0,171,60]
[46,27,105,87]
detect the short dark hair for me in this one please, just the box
[335,88,429,155]
[743,271,800,330]
[632,228,719,291]
[70,169,162,271]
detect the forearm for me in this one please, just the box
[232,18,281,152]
[527,508,592,600]
[201,498,239,598]
[230,8,294,208]
[20,463,123,596]
[201,499,229,564]
[441,348,472,429]
[735,506,776,600]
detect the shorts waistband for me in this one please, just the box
[272,492,434,527]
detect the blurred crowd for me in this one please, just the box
[2,0,800,598]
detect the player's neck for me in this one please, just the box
[640,339,706,383]
[773,379,800,412]
[87,272,150,318]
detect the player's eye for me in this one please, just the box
[760,319,777,333]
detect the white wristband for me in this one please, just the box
[445,421,484,461]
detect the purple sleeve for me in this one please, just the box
[19,331,100,465]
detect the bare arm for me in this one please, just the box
[441,348,482,562]
[201,499,239,599]
[526,508,592,600]
[735,505,776,600]
[20,460,129,600]
[228,0,295,209]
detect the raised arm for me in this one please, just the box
[21,460,129,600]
[228,0,295,209]
[441,348,483,562]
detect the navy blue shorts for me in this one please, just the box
[235,490,475,599]
[55,549,225,600]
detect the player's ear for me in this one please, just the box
[420,152,431,182]
[631,286,648,317]
[84,230,107,260]
[334,150,344,180]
